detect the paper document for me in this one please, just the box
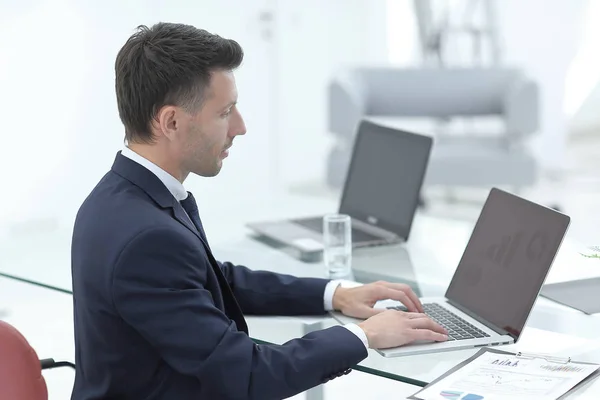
[411,348,599,400]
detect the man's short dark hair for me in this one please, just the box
[115,22,243,143]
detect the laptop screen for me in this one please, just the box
[339,120,433,239]
[445,188,570,339]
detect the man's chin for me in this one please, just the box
[194,162,222,178]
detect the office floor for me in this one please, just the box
[0,133,598,399]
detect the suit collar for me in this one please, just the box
[121,146,188,201]
[111,152,205,242]
[111,151,178,209]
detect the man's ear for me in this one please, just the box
[156,105,179,141]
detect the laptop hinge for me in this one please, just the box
[351,218,400,240]
[446,299,515,340]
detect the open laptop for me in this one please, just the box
[246,120,433,250]
[333,188,571,357]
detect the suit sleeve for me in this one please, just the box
[218,261,331,316]
[112,227,367,400]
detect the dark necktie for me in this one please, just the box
[180,192,207,241]
[179,191,249,334]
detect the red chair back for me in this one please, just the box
[0,320,48,400]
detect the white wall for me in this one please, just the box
[571,84,600,137]
[387,0,420,67]
[566,0,600,138]
[0,0,278,229]
[0,0,395,229]
[495,0,588,171]
[274,0,390,188]
[0,0,94,225]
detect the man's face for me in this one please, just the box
[179,70,246,177]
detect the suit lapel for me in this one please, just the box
[174,203,248,333]
[111,152,248,334]
[177,208,249,334]
[172,202,208,246]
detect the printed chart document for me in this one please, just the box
[409,348,600,400]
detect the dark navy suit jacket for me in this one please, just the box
[70,152,367,400]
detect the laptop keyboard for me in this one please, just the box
[293,217,383,243]
[387,303,490,341]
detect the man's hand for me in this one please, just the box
[332,281,424,319]
[358,310,448,349]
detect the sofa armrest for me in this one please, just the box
[328,70,368,139]
[503,75,540,140]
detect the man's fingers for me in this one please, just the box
[348,305,386,319]
[410,329,448,342]
[360,306,385,318]
[404,312,429,319]
[402,289,423,313]
[409,316,448,335]
[376,286,418,312]
[377,282,424,313]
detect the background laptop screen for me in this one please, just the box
[445,188,570,339]
[339,120,433,238]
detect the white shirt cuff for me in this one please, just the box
[343,323,369,350]
[323,280,342,311]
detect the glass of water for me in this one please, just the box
[323,214,352,278]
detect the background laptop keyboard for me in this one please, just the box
[293,217,382,243]
[387,303,490,341]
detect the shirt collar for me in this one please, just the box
[121,146,188,201]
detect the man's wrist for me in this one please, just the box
[323,280,342,311]
[332,285,350,311]
[344,323,369,350]
[357,321,373,348]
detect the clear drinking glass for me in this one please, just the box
[323,214,352,278]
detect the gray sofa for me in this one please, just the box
[326,67,540,191]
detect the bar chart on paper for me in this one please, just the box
[451,368,561,396]
[412,349,600,400]
[439,391,484,400]
[540,364,586,373]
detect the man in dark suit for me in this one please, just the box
[71,22,447,400]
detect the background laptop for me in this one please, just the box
[333,188,571,357]
[246,120,433,250]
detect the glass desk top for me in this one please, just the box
[2,212,600,388]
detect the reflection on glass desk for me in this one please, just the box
[219,225,600,389]
[247,314,595,381]
[2,212,600,390]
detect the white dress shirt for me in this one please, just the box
[121,147,369,349]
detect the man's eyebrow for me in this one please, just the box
[221,101,237,111]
